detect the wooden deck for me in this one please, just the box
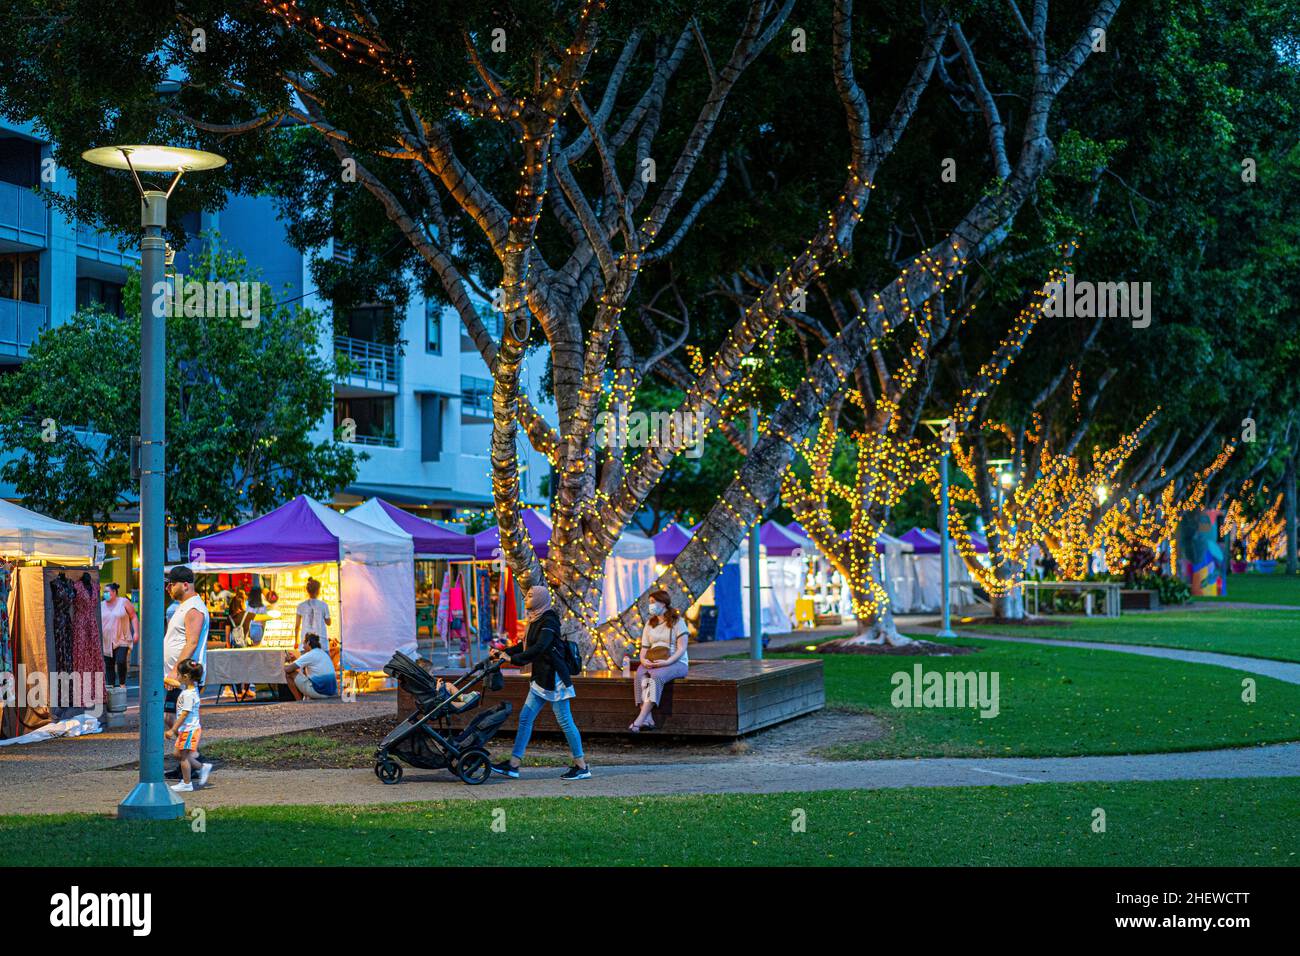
[397,659,824,737]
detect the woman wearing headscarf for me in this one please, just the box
[489,585,591,780]
[628,589,689,732]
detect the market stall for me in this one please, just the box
[0,501,102,741]
[348,497,479,665]
[473,510,657,628]
[187,495,416,689]
[896,527,979,612]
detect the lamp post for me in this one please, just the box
[82,145,225,821]
[747,406,763,660]
[923,420,956,639]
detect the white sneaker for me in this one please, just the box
[197,763,213,787]
[170,782,194,792]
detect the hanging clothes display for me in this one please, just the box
[0,561,12,676]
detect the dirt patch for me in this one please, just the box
[818,640,979,656]
[178,708,886,771]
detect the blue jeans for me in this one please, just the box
[511,689,584,762]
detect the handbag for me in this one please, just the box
[645,620,679,662]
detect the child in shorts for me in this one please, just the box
[165,659,212,792]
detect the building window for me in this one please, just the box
[420,395,443,461]
[0,254,40,303]
[76,277,125,318]
[461,375,493,417]
[0,136,42,188]
[335,395,397,447]
[340,303,396,344]
[425,301,442,354]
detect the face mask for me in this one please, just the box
[648,600,665,616]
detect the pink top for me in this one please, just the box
[100,597,135,654]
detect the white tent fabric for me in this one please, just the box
[194,497,416,671]
[0,499,97,563]
[737,551,794,635]
[599,530,657,624]
[877,532,918,615]
[900,541,975,612]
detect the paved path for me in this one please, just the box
[0,693,397,787]
[1,742,1296,814]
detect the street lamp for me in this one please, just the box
[922,419,957,639]
[82,144,225,821]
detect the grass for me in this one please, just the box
[1192,571,1300,607]
[965,608,1300,663]
[770,637,1300,760]
[2,777,1295,866]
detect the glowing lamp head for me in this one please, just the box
[999,470,1015,490]
[81,145,227,173]
[1095,483,1109,504]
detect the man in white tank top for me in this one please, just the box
[163,565,210,727]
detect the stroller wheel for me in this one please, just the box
[456,749,492,785]
[375,758,403,785]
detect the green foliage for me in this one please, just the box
[0,238,359,537]
[1139,573,1192,606]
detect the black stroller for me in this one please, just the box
[376,651,512,785]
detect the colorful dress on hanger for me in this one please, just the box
[49,574,77,675]
[72,576,102,683]
[0,564,11,676]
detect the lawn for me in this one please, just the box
[964,608,1300,663]
[1193,571,1300,607]
[1,777,1295,866]
[774,637,1300,760]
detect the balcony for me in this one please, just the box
[76,224,140,267]
[0,181,48,248]
[335,335,399,395]
[0,298,49,360]
[461,374,494,423]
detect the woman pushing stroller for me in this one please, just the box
[489,585,591,781]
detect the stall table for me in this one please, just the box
[204,647,291,700]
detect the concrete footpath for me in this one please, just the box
[1,742,1296,814]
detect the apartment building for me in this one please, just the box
[0,120,555,520]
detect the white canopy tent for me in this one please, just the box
[0,500,97,564]
[599,530,657,624]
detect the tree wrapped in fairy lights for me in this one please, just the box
[782,266,1069,646]
[935,410,1159,620]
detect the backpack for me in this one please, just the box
[544,617,583,678]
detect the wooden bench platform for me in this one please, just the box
[397,659,824,737]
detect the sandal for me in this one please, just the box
[628,722,642,733]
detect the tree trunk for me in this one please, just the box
[991,562,1026,621]
[841,594,915,646]
[1286,453,1297,575]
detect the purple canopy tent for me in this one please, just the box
[349,497,476,559]
[760,521,811,557]
[187,495,416,672]
[472,509,554,560]
[901,526,989,554]
[652,522,693,564]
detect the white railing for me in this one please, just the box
[335,335,399,389]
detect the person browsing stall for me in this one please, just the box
[294,578,331,653]
[285,635,338,700]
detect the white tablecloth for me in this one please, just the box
[204,648,290,685]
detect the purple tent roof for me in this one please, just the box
[189,495,340,566]
[373,499,475,558]
[900,527,989,554]
[652,522,693,563]
[760,521,810,557]
[473,509,553,560]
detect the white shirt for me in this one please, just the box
[163,595,210,678]
[175,686,201,732]
[293,647,334,681]
[296,598,330,646]
[641,618,688,665]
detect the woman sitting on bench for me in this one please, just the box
[629,589,689,733]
